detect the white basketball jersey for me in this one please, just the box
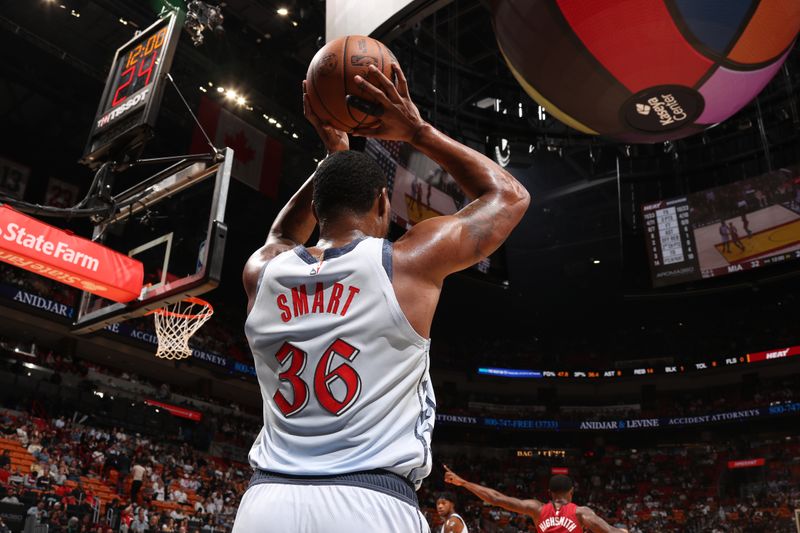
[244,237,436,489]
[441,513,468,533]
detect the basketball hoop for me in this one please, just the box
[148,297,214,360]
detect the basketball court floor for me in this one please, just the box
[693,204,800,270]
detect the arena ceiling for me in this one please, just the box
[2,0,800,317]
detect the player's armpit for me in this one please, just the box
[576,506,628,533]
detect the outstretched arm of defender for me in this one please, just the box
[443,465,542,520]
[351,65,530,281]
[576,506,628,533]
[243,81,349,309]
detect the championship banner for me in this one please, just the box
[144,399,203,421]
[44,177,81,208]
[0,156,30,200]
[0,205,143,302]
[727,458,765,469]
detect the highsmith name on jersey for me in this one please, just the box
[538,502,583,533]
[244,237,436,489]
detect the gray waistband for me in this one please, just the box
[249,468,418,508]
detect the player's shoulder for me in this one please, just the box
[243,242,298,298]
[445,514,466,532]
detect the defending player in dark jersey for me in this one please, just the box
[444,466,628,533]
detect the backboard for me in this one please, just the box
[71,148,232,334]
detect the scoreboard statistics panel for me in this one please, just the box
[643,165,800,287]
[642,197,699,286]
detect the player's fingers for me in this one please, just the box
[352,75,393,109]
[443,464,452,473]
[392,63,409,98]
[366,65,402,103]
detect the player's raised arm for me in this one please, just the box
[242,81,349,310]
[443,465,542,520]
[350,64,530,281]
[576,506,628,533]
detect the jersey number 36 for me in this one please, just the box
[273,339,361,417]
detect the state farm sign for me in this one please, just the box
[0,206,143,302]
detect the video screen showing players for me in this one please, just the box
[643,165,800,287]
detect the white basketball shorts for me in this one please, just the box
[231,470,430,533]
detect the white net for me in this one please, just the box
[151,297,214,360]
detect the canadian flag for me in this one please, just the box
[190,96,283,198]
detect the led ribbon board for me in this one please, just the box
[82,11,183,167]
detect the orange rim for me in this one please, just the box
[147,297,214,319]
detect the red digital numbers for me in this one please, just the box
[273,339,362,417]
[112,65,136,107]
[114,27,168,107]
[137,51,158,86]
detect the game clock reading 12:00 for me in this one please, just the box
[108,26,169,110]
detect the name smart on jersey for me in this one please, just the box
[276,282,361,322]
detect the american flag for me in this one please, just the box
[364,139,402,195]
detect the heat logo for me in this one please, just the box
[636,104,651,115]
[765,348,790,359]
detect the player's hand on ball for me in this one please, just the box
[443,465,465,487]
[348,63,427,143]
[302,80,349,154]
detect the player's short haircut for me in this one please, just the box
[312,150,387,223]
[549,475,574,494]
[437,492,457,504]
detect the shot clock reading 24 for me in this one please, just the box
[96,24,170,129]
[82,11,182,166]
[108,26,167,111]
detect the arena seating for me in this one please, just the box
[0,409,248,532]
[421,438,800,532]
[1,287,798,531]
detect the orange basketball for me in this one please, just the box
[305,35,398,132]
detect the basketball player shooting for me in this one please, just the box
[444,465,628,533]
[233,62,529,532]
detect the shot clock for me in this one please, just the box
[82,11,183,168]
